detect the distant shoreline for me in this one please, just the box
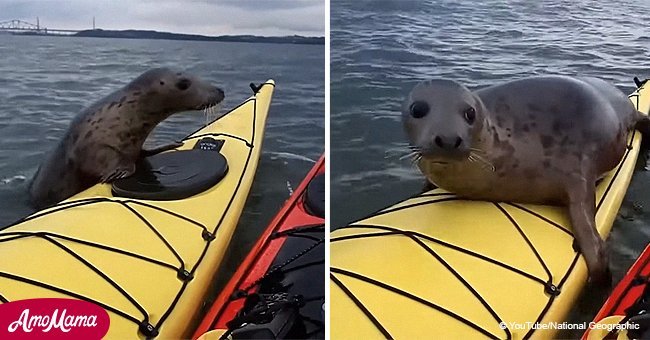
[12,29,325,45]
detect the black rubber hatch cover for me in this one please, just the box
[112,149,228,200]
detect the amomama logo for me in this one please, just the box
[0,298,110,339]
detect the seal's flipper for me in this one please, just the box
[100,163,136,183]
[566,175,611,286]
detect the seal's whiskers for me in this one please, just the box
[203,103,223,126]
[468,151,495,172]
[408,145,422,151]
[411,154,422,165]
[203,107,209,126]
[386,145,421,160]
[399,150,421,161]
[470,147,487,155]
[384,149,406,159]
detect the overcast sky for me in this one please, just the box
[0,0,324,36]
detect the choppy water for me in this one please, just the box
[331,0,650,335]
[0,33,323,310]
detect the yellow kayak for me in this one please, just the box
[330,82,648,339]
[0,80,274,339]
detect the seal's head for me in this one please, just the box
[402,79,486,164]
[126,67,225,118]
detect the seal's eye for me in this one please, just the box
[176,79,192,91]
[410,101,429,119]
[464,107,476,124]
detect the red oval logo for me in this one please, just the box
[0,298,110,339]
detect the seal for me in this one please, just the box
[29,67,225,209]
[402,76,649,285]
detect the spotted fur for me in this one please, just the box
[29,67,224,209]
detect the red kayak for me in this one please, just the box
[585,243,650,340]
[193,155,325,339]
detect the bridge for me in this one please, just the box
[0,18,82,35]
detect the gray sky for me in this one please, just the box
[0,0,324,36]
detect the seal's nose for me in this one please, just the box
[434,135,463,150]
[211,87,225,103]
